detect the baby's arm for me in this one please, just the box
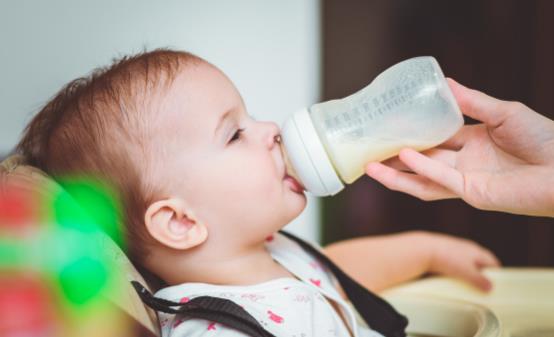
[324,231,500,293]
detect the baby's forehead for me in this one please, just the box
[154,63,244,144]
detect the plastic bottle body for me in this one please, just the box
[309,56,463,184]
[280,56,464,196]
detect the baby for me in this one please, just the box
[17,49,499,337]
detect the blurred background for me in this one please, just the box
[1,0,553,265]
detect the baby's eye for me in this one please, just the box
[229,128,244,143]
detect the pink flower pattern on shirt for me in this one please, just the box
[267,310,284,324]
[173,318,184,328]
[310,278,322,287]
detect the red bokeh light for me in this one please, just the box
[0,185,40,232]
[0,274,58,337]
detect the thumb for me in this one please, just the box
[447,78,508,128]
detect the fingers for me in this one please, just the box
[366,148,462,200]
[447,78,508,127]
[459,248,500,292]
[371,148,457,173]
[398,148,465,197]
[381,156,410,171]
[420,148,457,167]
[452,244,500,292]
[476,248,502,269]
[365,162,457,201]
[459,266,493,292]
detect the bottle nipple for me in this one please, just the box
[280,142,301,183]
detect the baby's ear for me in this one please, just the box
[144,198,208,250]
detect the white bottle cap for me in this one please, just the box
[281,108,344,197]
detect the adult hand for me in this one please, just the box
[366,78,554,217]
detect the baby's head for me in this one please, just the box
[17,49,306,282]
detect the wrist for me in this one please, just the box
[401,231,437,274]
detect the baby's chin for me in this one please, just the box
[283,194,308,223]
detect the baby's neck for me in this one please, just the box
[155,243,295,286]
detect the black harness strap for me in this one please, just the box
[279,231,408,337]
[131,281,276,337]
[132,230,408,337]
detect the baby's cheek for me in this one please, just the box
[246,165,279,193]
[214,159,281,207]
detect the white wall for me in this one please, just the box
[0,0,322,242]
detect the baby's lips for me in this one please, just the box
[285,174,305,194]
[279,143,302,185]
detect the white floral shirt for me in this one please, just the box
[154,232,384,337]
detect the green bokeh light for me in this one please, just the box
[0,239,25,267]
[1,176,125,309]
[54,178,124,248]
[58,256,108,306]
[48,178,124,308]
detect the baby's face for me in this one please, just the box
[156,63,306,245]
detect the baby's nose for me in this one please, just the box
[264,122,281,148]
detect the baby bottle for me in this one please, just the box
[280,56,464,196]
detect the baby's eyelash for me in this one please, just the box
[229,128,245,143]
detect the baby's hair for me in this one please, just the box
[17,48,203,269]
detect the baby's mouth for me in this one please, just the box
[284,174,304,194]
[279,142,305,193]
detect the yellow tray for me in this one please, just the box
[381,268,554,337]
